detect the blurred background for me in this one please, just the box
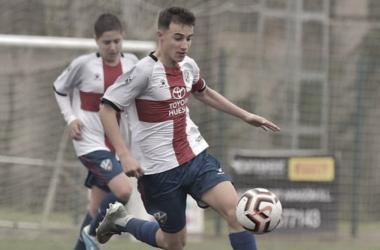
[0,0,379,249]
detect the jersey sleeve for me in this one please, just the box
[53,55,85,124]
[190,58,206,93]
[102,63,150,111]
[54,92,77,125]
[53,56,84,95]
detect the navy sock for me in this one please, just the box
[73,212,92,250]
[229,231,257,250]
[89,192,127,236]
[118,218,160,248]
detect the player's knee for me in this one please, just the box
[114,186,132,202]
[222,206,240,225]
[158,229,187,250]
[108,174,133,201]
[161,240,186,250]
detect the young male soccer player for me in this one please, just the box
[53,14,138,250]
[97,6,280,250]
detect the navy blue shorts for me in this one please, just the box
[79,150,124,192]
[137,150,232,233]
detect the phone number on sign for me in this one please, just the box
[277,208,321,229]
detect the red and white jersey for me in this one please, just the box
[102,53,209,174]
[54,52,138,156]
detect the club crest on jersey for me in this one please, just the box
[159,79,167,88]
[100,159,113,171]
[94,73,101,80]
[183,70,190,84]
[172,86,186,100]
[153,211,167,224]
[125,76,132,84]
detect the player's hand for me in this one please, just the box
[120,154,145,178]
[244,114,280,132]
[69,119,84,140]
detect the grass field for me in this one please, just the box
[1,237,379,250]
[0,208,379,249]
[1,223,379,250]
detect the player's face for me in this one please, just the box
[96,30,123,65]
[159,23,193,67]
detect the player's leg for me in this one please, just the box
[202,181,241,231]
[109,211,187,249]
[85,173,132,235]
[81,186,106,250]
[86,185,107,235]
[138,166,189,249]
[73,169,104,250]
[73,212,92,250]
[96,201,161,247]
[156,226,187,250]
[79,150,132,249]
[107,171,132,202]
[97,202,187,250]
[97,167,189,250]
[189,151,257,250]
[201,181,257,250]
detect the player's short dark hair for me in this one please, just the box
[94,13,123,38]
[158,7,196,30]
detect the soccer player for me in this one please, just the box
[97,6,280,250]
[53,14,138,250]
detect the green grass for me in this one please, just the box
[0,207,75,225]
[1,223,379,250]
[1,233,379,250]
[0,207,379,250]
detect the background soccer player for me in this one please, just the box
[98,7,280,250]
[53,13,138,250]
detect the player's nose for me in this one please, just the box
[109,42,117,51]
[180,41,190,50]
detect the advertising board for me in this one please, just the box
[230,150,338,233]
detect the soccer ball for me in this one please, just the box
[236,188,282,234]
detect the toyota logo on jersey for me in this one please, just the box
[172,86,186,100]
[169,86,188,117]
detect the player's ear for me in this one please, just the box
[94,35,100,46]
[157,30,163,41]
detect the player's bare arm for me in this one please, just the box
[243,113,280,132]
[193,86,280,132]
[99,104,145,178]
